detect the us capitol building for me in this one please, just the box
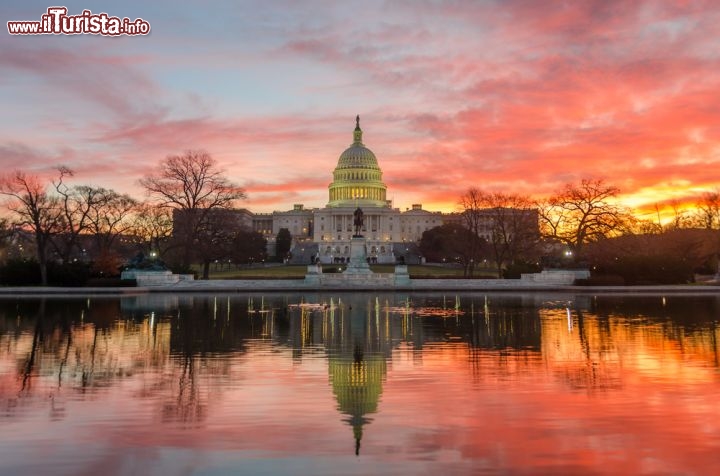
[250,116,450,264]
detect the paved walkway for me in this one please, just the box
[0,280,718,295]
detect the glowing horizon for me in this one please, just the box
[2,1,719,219]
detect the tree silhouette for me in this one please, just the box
[539,179,631,256]
[139,150,245,270]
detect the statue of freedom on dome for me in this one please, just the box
[353,207,364,237]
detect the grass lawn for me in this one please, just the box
[197,264,499,279]
[198,265,308,279]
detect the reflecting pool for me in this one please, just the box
[1,292,719,475]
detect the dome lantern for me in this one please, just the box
[353,115,362,144]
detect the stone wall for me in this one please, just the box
[120,270,195,286]
[520,269,590,285]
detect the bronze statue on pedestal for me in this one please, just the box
[353,207,364,237]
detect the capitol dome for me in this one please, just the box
[327,116,388,208]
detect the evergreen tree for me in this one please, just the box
[275,228,292,262]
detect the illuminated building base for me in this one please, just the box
[304,237,414,287]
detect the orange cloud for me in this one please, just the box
[1,0,720,213]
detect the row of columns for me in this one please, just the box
[330,187,385,202]
[331,214,385,233]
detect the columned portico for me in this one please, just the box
[314,207,397,264]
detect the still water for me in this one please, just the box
[1,292,719,475]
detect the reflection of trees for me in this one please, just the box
[548,306,624,392]
[0,297,224,426]
[1,294,280,423]
[3,292,720,434]
[168,296,251,354]
[461,295,543,383]
[162,298,215,425]
[15,298,77,394]
[161,296,261,425]
[465,296,541,350]
[1,295,276,423]
[0,298,170,416]
[542,295,720,392]
[589,296,720,372]
[21,309,43,393]
[162,351,205,424]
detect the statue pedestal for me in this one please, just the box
[344,237,373,275]
[394,264,411,285]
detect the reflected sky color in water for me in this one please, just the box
[1,293,719,475]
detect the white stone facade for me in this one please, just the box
[250,118,446,263]
[247,118,533,263]
[312,204,442,263]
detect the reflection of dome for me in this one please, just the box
[327,116,388,208]
[329,347,386,455]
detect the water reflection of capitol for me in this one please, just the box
[122,293,407,452]
[3,293,719,454]
[288,294,396,455]
[121,292,720,392]
[120,293,720,452]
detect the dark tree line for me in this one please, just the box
[419,224,486,277]
[0,151,266,284]
[420,178,720,283]
[139,150,247,273]
[0,167,139,284]
[3,155,719,286]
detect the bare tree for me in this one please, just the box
[194,209,246,279]
[139,150,246,272]
[0,171,64,284]
[459,188,489,277]
[695,190,720,230]
[665,200,692,230]
[0,217,11,261]
[50,167,92,263]
[129,202,174,255]
[631,217,662,235]
[538,179,631,256]
[467,190,540,277]
[82,187,138,272]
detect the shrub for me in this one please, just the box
[594,255,694,285]
[321,266,346,274]
[575,275,625,286]
[48,262,91,287]
[91,252,124,277]
[0,260,91,286]
[0,259,41,285]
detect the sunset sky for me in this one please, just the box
[2,1,719,218]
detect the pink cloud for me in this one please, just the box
[0,45,159,118]
[2,0,720,213]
